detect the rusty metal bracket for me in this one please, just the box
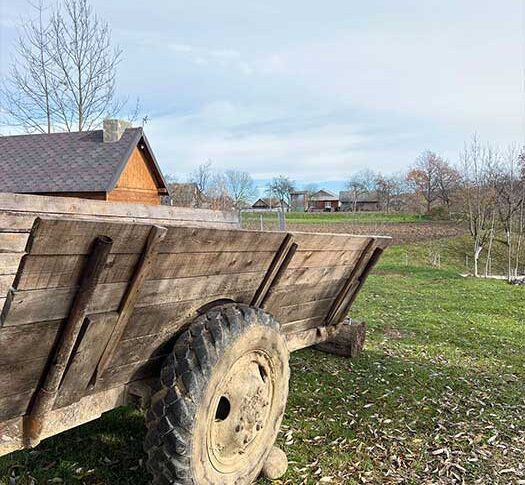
[24,235,113,448]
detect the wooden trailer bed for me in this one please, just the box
[0,193,389,458]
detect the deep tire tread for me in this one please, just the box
[144,303,283,484]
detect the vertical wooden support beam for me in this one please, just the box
[24,235,113,448]
[325,239,378,326]
[93,225,168,382]
[251,234,297,309]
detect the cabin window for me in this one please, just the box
[325,201,331,209]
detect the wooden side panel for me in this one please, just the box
[0,214,390,437]
[55,313,118,408]
[25,220,284,256]
[2,272,266,326]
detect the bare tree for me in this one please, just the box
[345,169,377,212]
[493,145,525,281]
[189,160,213,207]
[1,0,123,133]
[459,136,498,277]
[1,1,55,133]
[49,0,122,131]
[207,172,234,211]
[224,170,256,209]
[375,173,404,212]
[434,159,460,214]
[267,176,295,212]
[406,151,442,213]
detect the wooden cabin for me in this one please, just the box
[0,120,168,205]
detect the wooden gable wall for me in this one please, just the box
[107,147,162,205]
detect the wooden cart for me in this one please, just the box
[0,193,390,484]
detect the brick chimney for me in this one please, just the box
[103,119,132,142]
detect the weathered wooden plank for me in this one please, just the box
[95,226,167,379]
[0,320,62,365]
[0,193,239,224]
[288,249,360,269]
[55,313,118,409]
[0,358,47,398]
[264,281,341,310]
[0,253,24,275]
[0,275,13,295]
[26,219,283,256]
[0,291,252,374]
[276,265,351,288]
[0,212,35,232]
[0,390,34,421]
[0,386,127,457]
[0,233,28,253]
[273,297,335,324]
[111,332,176,368]
[95,356,165,392]
[15,251,276,291]
[281,315,326,334]
[291,232,372,251]
[2,272,266,326]
[122,290,254,340]
[27,219,151,255]
[0,210,236,231]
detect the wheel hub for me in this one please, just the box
[207,350,274,474]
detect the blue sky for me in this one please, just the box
[1,0,524,191]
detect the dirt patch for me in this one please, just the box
[244,220,466,245]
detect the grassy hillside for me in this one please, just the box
[1,241,523,484]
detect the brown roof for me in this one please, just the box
[0,128,167,194]
[309,190,338,202]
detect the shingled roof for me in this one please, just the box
[0,128,167,194]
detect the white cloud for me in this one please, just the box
[1,0,524,182]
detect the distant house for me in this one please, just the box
[308,190,339,212]
[251,197,289,211]
[0,119,168,205]
[165,183,201,208]
[339,190,381,212]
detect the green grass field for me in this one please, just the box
[1,240,523,484]
[242,211,430,224]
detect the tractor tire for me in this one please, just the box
[144,303,290,485]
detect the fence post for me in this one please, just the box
[260,213,264,231]
[278,210,286,231]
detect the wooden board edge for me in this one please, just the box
[0,386,127,458]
